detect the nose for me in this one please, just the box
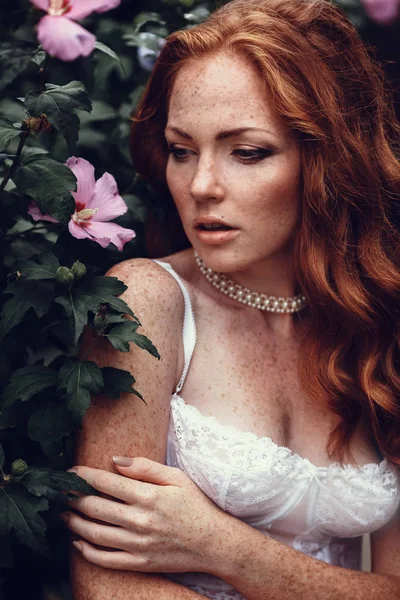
[190,156,224,203]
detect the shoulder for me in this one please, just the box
[106,257,185,326]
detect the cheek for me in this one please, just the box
[166,162,190,219]
[166,161,187,199]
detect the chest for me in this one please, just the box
[178,292,380,467]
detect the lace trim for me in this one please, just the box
[171,394,391,476]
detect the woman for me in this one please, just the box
[64,1,400,598]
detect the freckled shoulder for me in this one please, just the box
[106,257,186,326]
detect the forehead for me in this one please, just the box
[167,53,280,130]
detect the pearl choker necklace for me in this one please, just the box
[194,251,307,313]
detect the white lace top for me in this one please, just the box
[153,259,400,600]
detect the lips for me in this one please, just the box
[193,217,237,230]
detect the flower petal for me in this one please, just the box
[362,0,399,24]
[37,15,95,61]
[91,172,128,220]
[28,201,59,223]
[68,220,109,247]
[85,221,136,251]
[29,0,49,10]
[65,157,96,208]
[68,0,121,20]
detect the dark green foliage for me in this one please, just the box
[13,156,77,223]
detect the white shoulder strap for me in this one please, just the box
[152,260,197,394]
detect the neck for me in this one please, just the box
[194,251,306,315]
[196,247,297,297]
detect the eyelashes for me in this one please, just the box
[167,147,273,163]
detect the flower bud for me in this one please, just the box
[55,266,74,286]
[11,459,27,477]
[93,304,108,331]
[71,260,87,281]
[23,114,52,134]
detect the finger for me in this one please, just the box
[113,456,187,487]
[73,540,146,571]
[67,495,133,529]
[69,466,139,503]
[64,511,133,551]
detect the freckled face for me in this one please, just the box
[165,52,302,272]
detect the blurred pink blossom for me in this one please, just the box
[28,157,136,251]
[361,0,399,25]
[30,0,121,61]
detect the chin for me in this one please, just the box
[194,246,251,274]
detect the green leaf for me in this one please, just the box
[106,320,139,352]
[101,367,144,401]
[0,281,54,341]
[30,49,47,67]
[0,117,21,152]
[94,41,120,63]
[78,276,139,320]
[133,12,166,30]
[55,292,90,345]
[123,32,163,52]
[27,400,74,444]
[0,486,49,556]
[183,6,210,24]
[17,251,60,280]
[58,361,103,424]
[0,41,37,91]
[56,276,140,344]
[0,399,33,430]
[1,366,57,410]
[25,81,92,154]
[76,100,117,124]
[20,468,98,502]
[13,156,76,224]
[107,322,160,358]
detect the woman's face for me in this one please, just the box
[165,52,302,274]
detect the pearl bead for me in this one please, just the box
[194,251,306,314]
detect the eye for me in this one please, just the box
[168,147,193,162]
[233,148,272,162]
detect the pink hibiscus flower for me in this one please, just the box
[30,0,121,61]
[28,157,136,251]
[361,0,399,24]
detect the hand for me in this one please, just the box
[62,457,230,574]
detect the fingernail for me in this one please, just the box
[67,467,79,473]
[112,456,132,467]
[73,541,83,553]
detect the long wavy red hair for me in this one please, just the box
[130,0,400,466]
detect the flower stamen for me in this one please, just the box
[72,207,99,224]
[48,0,71,17]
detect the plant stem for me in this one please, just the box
[2,224,52,242]
[0,130,29,194]
[80,333,100,362]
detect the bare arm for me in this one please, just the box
[70,259,205,599]
[207,502,400,600]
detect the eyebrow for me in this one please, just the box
[165,126,278,140]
